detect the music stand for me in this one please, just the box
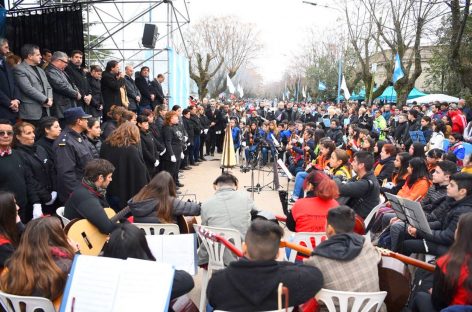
[385,193,431,234]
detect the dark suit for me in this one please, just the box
[45,64,79,119]
[101,71,125,118]
[124,75,141,112]
[65,63,97,115]
[14,61,53,121]
[0,58,20,123]
[86,73,103,118]
[151,78,164,106]
[135,75,154,108]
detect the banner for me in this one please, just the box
[318,81,327,91]
[393,52,405,83]
[168,48,190,108]
[226,74,236,94]
[341,75,351,100]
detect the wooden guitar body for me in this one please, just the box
[65,208,116,256]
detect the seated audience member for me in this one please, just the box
[0,217,77,310]
[400,173,472,256]
[397,157,431,201]
[305,206,383,310]
[426,148,445,174]
[335,151,380,218]
[0,192,23,269]
[380,152,411,195]
[409,142,427,159]
[374,143,397,184]
[287,171,339,233]
[411,212,472,312]
[198,173,257,265]
[64,159,117,235]
[329,148,352,180]
[102,223,194,300]
[462,154,472,174]
[129,171,200,223]
[207,220,323,312]
[448,133,465,166]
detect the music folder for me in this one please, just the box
[385,193,432,234]
[59,255,174,312]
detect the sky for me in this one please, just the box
[186,0,341,83]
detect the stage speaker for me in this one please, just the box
[142,24,158,49]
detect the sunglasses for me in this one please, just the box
[0,131,13,137]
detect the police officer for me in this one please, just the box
[54,107,96,204]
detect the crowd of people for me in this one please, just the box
[1,36,472,311]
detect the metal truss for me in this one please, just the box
[5,0,190,77]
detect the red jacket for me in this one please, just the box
[291,197,339,233]
[449,110,467,134]
[436,254,472,306]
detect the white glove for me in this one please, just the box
[159,148,166,156]
[33,203,43,219]
[184,135,188,142]
[181,152,185,158]
[45,191,57,206]
[154,159,160,167]
[171,155,177,163]
[204,129,209,135]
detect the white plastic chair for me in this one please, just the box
[316,288,387,312]
[133,223,180,235]
[287,232,327,262]
[194,224,243,312]
[363,199,385,231]
[0,290,56,312]
[56,206,70,227]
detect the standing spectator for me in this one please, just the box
[45,51,80,126]
[161,111,185,187]
[53,107,95,204]
[448,103,467,135]
[182,108,197,166]
[189,105,202,163]
[101,60,125,118]
[198,105,210,160]
[137,115,159,178]
[216,103,229,153]
[205,100,219,156]
[0,38,20,124]
[150,73,165,107]
[124,65,141,113]
[135,66,154,114]
[100,122,149,211]
[40,48,52,69]
[13,122,56,219]
[14,44,53,126]
[65,50,94,115]
[85,65,104,118]
[0,119,40,221]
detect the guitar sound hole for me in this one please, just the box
[81,232,93,249]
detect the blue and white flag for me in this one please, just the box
[168,48,190,108]
[226,74,236,94]
[393,53,404,83]
[318,81,327,91]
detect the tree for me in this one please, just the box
[362,0,447,105]
[185,16,261,100]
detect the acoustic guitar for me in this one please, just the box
[65,207,130,256]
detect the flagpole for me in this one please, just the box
[337,58,342,104]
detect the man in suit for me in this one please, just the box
[45,51,81,126]
[101,60,125,119]
[135,66,154,114]
[151,73,165,107]
[0,38,20,124]
[124,65,141,113]
[14,44,53,126]
[65,50,96,115]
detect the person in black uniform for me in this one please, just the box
[64,158,117,235]
[135,66,154,114]
[150,73,165,108]
[85,65,104,118]
[53,107,95,204]
[137,115,159,178]
[205,99,218,156]
[216,104,230,153]
[161,111,185,188]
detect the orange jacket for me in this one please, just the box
[397,177,431,201]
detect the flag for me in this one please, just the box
[237,83,244,98]
[318,81,327,91]
[341,75,351,100]
[226,74,236,94]
[302,86,306,99]
[393,53,404,83]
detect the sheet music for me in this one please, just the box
[385,193,407,221]
[146,234,197,275]
[277,159,294,180]
[385,193,432,234]
[114,259,174,312]
[60,256,122,312]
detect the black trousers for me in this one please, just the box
[411,292,438,312]
[207,128,217,154]
[200,133,207,158]
[400,238,449,257]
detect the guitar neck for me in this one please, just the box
[110,206,131,223]
[214,235,244,257]
[378,248,435,272]
[280,240,314,257]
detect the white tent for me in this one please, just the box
[406,94,460,104]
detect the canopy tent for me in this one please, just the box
[376,86,427,103]
[406,94,460,104]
